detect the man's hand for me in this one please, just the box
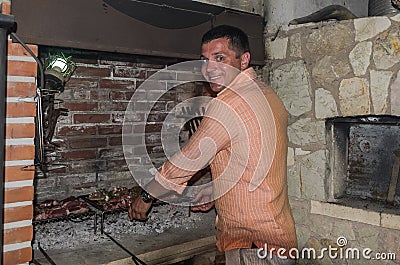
[191,187,215,212]
[128,196,152,221]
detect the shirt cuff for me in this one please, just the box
[154,171,187,195]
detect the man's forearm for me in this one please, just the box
[144,178,177,201]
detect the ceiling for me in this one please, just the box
[103,0,225,29]
[12,0,265,65]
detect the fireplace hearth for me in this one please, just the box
[33,205,217,264]
[327,115,400,205]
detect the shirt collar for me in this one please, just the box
[217,67,257,97]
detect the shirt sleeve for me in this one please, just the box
[155,98,236,194]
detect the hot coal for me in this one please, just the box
[33,204,205,251]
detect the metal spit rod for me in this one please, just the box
[31,259,43,265]
[38,242,57,265]
[103,231,147,265]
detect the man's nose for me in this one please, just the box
[205,60,217,73]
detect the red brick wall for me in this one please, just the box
[2,1,37,264]
[36,49,211,201]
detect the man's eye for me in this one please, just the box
[216,56,224,62]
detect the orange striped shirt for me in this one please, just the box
[155,67,297,253]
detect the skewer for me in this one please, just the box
[103,231,147,265]
[38,242,57,265]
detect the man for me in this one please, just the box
[129,25,297,265]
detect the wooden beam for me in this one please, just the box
[106,236,217,265]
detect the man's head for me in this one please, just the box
[200,25,251,93]
[201,25,250,58]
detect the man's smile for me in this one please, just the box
[209,75,223,81]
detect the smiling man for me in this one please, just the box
[128,25,297,265]
[200,27,250,93]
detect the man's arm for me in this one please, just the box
[128,178,171,221]
[129,99,236,220]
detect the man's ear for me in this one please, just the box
[240,52,251,71]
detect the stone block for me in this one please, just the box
[287,147,295,166]
[354,223,380,251]
[312,55,352,89]
[381,213,400,230]
[354,17,391,42]
[331,219,356,241]
[310,201,381,226]
[301,237,334,265]
[289,33,302,58]
[339,77,370,116]
[290,198,310,225]
[295,225,312,251]
[270,61,312,116]
[373,28,400,69]
[315,88,339,119]
[349,41,372,76]
[288,118,325,146]
[266,37,288,59]
[390,70,400,115]
[308,214,334,238]
[370,70,391,114]
[306,24,354,55]
[287,164,301,198]
[295,148,311,156]
[299,150,327,201]
[391,13,400,22]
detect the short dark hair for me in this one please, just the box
[201,25,250,58]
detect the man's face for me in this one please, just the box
[201,38,247,93]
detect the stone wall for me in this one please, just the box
[264,15,400,264]
[266,15,400,200]
[290,198,400,265]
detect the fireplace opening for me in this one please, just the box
[326,115,400,207]
[29,47,219,264]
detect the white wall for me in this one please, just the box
[195,0,369,26]
[265,0,368,25]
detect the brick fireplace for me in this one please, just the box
[0,32,216,265]
[1,2,214,263]
[1,2,37,264]
[0,0,267,263]
[3,0,400,263]
[34,48,212,201]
